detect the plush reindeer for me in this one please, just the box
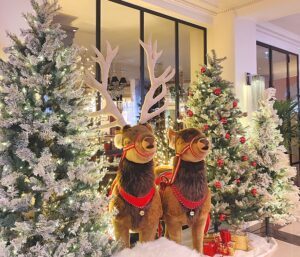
[156,128,211,253]
[85,39,175,247]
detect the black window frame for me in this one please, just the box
[257,41,300,171]
[96,0,207,126]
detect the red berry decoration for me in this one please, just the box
[233,100,238,108]
[240,137,246,144]
[225,133,230,140]
[186,110,193,117]
[213,88,222,96]
[203,124,209,131]
[220,117,227,124]
[214,181,222,188]
[241,155,248,161]
[251,188,257,197]
[235,178,241,184]
[200,66,206,73]
[251,161,257,167]
[217,159,224,167]
[219,213,226,221]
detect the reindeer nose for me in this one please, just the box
[199,138,209,150]
[143,137,155,149]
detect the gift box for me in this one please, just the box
[203,242,217,257]
[220,229,231,243]
[204,233,221,243]
[232,232,249,251]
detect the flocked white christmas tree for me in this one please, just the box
[0,1,119,256]
[249,88,299,225]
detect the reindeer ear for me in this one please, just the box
[168,128,177,149]
[114,133,123,149]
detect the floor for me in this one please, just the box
[270,209,300,257]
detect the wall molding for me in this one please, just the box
[257,22,300,51]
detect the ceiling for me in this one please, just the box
[181,0,264,13]
[270,13,300,36]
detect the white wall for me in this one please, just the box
[0,0,32,59]
[234,18,257,113]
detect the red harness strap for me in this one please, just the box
[170,136,204,184]
[171,184,208,210]
[119,185,155,209]
[109,134,155,208]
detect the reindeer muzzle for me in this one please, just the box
[198,138,209,151]
[143,136,156,150]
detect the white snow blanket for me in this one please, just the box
[113,233,277,257]
[113,237,201,257]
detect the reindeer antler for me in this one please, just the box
[139,38,175,124]
[85,42,127,129]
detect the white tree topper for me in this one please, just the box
[85,39,175,128]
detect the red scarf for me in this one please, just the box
[118,185,155,209]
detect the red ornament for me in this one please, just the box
[201,66,206,73]
[186,110,193,117]
[213,88,222,96]
[220,117,227,124]
[233,100,238,108]
[240,137,246,144]
[251,188,257,197]
[235,178,241,184]
[188,90,194,97]
[251,161,257,167]
[214,181,222,189]
[219,213,226,221]
[203,124,209,131]
[241,155,248,162]
[217,159,224,167]
[225,133,230,140]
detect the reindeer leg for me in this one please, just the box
[113,220,130,248]
[140,220,159,242]
[165,219,182,244]
[191,213,209,253]
[164,223,170,238]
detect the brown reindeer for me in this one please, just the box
[156,128,211,253]
[85,39,175,247]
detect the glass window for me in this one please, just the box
[101,0,140,126]
[257,45,270,88]
[289,54,299,100]
[179,24,204,120]
[257,42,300,186]
[144,14,176,125]
[58,0,96,111]
[289,54,300,164]
[272,50,288,100]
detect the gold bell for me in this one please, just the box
[139,210,145,216]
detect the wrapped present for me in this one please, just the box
[232,232,249,251]
[204,233,221,243]
[203,242,217,257]
[220,229,231,243]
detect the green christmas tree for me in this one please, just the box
[0,1,119,256]
[153,115,175,166]
[249,88,299,225]
[185,51,262,229]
